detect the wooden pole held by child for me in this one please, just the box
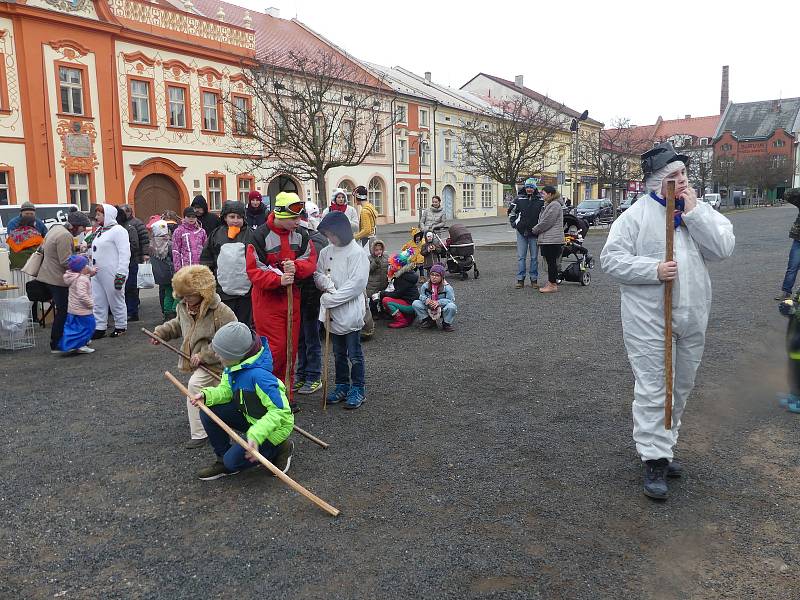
[664,180,675,430]
[165,371,340,517]
[321,268,332,411]
[286,284,293,394]
[144,329,329,449]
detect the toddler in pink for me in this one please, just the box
[58,254,97,354]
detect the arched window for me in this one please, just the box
[368,177,384,214]
[337,179,355,204]
[398,185,409,211]
[417,185,429,211]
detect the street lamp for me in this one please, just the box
[416,132,428,211]
[570,110,589,205]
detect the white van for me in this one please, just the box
[702,193,721,209]
[0,203,80,239]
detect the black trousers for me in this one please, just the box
[45,283,69,350]
[223,294,253,328]
[539,244,563,284]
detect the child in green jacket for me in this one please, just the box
[190,322,294,480]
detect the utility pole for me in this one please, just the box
[570,110,589,205]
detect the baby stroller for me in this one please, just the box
[438,223,479,280]
[556,213,594,286]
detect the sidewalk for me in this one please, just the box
[378,214,508,235]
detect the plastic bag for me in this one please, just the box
[137,262,155,289]
[0,296,32,334]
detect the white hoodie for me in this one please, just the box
[314,239,369,335]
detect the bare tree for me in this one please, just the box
[233,50,395,204]
[686,147,714,197]
[579,118,643,215]
[457,95,571,191]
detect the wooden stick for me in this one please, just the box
[143,328,328,449]
[165,371,340,517]
[664,180,675,430]
[286,284,294,397]
[322,309,331,411]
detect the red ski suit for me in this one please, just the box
[246,213,317,402]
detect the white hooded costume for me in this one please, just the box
[321,188,360,233]
[89,204,130,331]
[600,161,735,461]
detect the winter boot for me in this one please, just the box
[643,458,669,500]
[419,317,436,329]
[442,322,455,332]
[515,280,525,289]
[388,311,413,329]
[539,282,558,293]
[667,460,683,479]
[91,329,106,340]
[344,385,366,409]
[326,383,350,405]
[530,278,539,288]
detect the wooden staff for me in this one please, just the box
[664,180,675,430]
[165,371,340,517]
[321,309,331,411]
[286,284,294,395]
[143,328,329,449]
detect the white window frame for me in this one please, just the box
[202,91,220,132]
[396,103,407,124]
[398,185,409,211]
[463,182,475,209]
[397,138,408,164]
[368,177,383,215]
[130,79,151,124]
[444,138,453,162]
[372,129,383,154]
[420,140,430,167]
[233,96,249,135]
[775,139,786,148]
[699,137,709,146]
[481,183,493,209]
[0,170,9,206]
[167,85,186,128]
[238,177,252,204]
[417,186,429,211]
[69,173,91,211]
[208,176,223,211]
[419,107,429,128]
[59,66,84,116]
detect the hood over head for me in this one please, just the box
[100,204,119,226]
[191,195,209,212]
[317,210,354,246]
[330,187,349,203]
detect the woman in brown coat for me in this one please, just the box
[151,265,236,448]
[531,185,565,293]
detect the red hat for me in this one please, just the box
[248,190,262,201]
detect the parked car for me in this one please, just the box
[575,199,613,224]
[618,195,639,214]
[702,193,721,209]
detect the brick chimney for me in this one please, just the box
[684,114,691,119]
[720,65,729,114]
[424,71,431,82]
[514,75,524,88]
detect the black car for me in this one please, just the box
[575,199,613,225]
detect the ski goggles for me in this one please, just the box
[273,201,306,219]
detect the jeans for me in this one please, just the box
[516,232,538,281]
[332,330,365,387]
[45,284,69,350]
[125,260,140,318]
[297,312,322,382]
[412,299,458,324]
[781,239,800,293]
[200,400,279,472]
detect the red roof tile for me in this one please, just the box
[655,115,720,139]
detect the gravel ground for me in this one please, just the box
[2,206,799,599]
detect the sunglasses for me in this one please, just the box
[274,201,305,216]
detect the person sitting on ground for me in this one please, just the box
[200,200,256,325]
[401,228,426,281]
[58,254,97,354]
[172,206,207,272]
[190,322,294,480]
[380,248,419,329]
[314,211,370,409]
[420,230,443,279]
[149,220,178,322]
[363,239,388,335]
[245,191,267,230]
[412,264,457,332]
[152,264,237,450]
[191,194,222,237]
[321,188,359,232]
[294,202,329,396]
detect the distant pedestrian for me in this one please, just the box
[531,185,565,293]
[191,194,222,237]
[58,254,96,355]
[5,201,48,237]
[775,188,800,301]
[419,195,447,233]
[362,239,388,338]
[353,184,378,248]
[117,205,150,322]
[245,191,267,230]
[321,188,359,232]
[508,178,544,288]
[380,248,419,329]
[172,207,207,272]
[89,204,130,339]
[149,219,178,321]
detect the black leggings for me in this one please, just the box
[539,244,563,284]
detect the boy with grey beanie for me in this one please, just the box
[190,321,294,480]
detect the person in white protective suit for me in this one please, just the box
[600,142,735,500]
[89,204,131,339]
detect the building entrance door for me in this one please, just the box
[442,185,455,219]
[133,174,181,219]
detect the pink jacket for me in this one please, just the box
[172,220,208,271]
[63,271,93,316]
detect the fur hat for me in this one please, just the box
[172,265,217,310]
[220,200,245,220]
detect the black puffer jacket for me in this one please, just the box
[199,224,255,301]
[786,188,800,240]
[191,195,222,237]
[381,264,418,304]
[508,190,544,238]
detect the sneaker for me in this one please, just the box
[184,437,208,449]
[109,328,127,338]
[91,329,106,340]
[441,322,455,332]
[530,278,540,288]
[326,383,349,405]
[419,317,436,329]
[344,385,366,409]
[272,439,294,474]
[779,393,800,407]
[50,349,64,355]
[197,459,238,481]
[293,379,306,392]
[667,460,683,479]
[515,280,525,289]
[788,400,800,414]
[776,291,791,301]
[75,346,95,354]
[643,458,669,500]
[290,402,301,414]
[298,380,322,395]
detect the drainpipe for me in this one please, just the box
[432,102,438,198]
[391,98,397,223]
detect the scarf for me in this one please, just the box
[649,192,685,229]
[329,202,348,213]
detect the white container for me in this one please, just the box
[0,248,11,283]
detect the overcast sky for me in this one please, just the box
[234,0,798,127]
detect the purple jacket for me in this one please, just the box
[171,220,207,271]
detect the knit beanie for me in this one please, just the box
[429,264,445,277]
[212,322,255,363]
[67,254,89,273]
[248,190,262,202]
[183,206,197,217]
[20,201,36,212]
[67,211,91,227]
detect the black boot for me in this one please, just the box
[643,458,669,500]
[419,317,436,329]
[667,460,683,478]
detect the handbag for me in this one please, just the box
[21,249,44,277]
[137,261,155,289]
